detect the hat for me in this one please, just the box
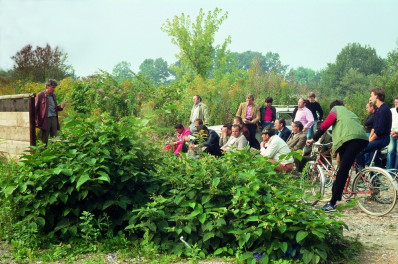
[262,125,275,135]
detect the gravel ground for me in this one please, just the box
[313,191,398,264]
[337,205,398,263]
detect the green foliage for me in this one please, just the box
[231,51,289,76]
[376,45,398,105]
[112,61,134,81]
[0,113,161,244]
[289,66,320,86]
[161,8,230,79]
[139,58,175,85]
[128,150,347,263]
[319,42,384,98]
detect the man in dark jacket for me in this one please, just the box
[259,97,276,130]
[305,92,323,139]
[274,118,291,142]
[35,79,65,144]
[363,102,375,135]
[189,125,221,157]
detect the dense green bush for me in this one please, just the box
[128,150,347,263]
[1,113,161,242]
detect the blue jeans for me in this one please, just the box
[306,119,317,139]
[356,135,390,168]
[386,136,398,169]
[261,122,274,130]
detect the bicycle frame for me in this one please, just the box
[309,143,373,196]
[305,142,398,216]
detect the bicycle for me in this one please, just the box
[302,142,398,216]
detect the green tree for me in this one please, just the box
[376,45,398,105]
[161,8,230,79]
[0,68,12,79]
[138,58,174,85]
[231,51,288,75]
[320,43,384,97]
[112,61,134,81]
[289,66,320,86]
[11,44,74,82]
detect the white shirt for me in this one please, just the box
[391,107,398,131]
[260,135,294,164]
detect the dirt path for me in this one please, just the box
[338,205,398,263]
[312,194,398,264]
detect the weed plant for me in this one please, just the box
[129,150,349,263]
[0,113,360,263]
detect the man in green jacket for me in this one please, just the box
[307,100,368,212]
[189,95,209,133]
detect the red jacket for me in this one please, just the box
[35,90,63,130]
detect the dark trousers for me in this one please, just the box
[331,139,368,204]
[246,123,260,150]
[41,116,58,144]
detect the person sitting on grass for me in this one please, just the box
[170,123,191,156]
[189,125,221,157]
[233,116,250,142]
[219,123,232,147]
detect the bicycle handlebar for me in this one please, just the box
[313,142,333,147]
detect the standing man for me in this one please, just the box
[274,118,291,142]
[306,92,323,139]
[357,88,392,168]
[293,98,314,139]
[35,79,65,144]
[189,95,209,133]
[236,94,261,149]
[259,97,276,130]
[386,97,398,169]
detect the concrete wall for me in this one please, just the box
[0,94,35,157]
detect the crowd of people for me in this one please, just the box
[165,89,397,212]
[166,93,323,164]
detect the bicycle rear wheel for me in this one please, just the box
[352,167,397,216]
[301,162,325,206]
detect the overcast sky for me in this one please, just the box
[1,0,397,77]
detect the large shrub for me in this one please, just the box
[1,113,161,241]
[128,150,347,263]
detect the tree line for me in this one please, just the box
[1,8,397,128]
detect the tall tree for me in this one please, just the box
[161,8,229,79]
[112,61,134,80]
[11,44,74,82]
[320,43,384,97]
[289,67,320,85]
[376,45,398,104]
[231,51,288,75]
[138,58,173,85]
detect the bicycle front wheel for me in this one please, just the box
[352,167,397,216]
[301,162,325,206]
